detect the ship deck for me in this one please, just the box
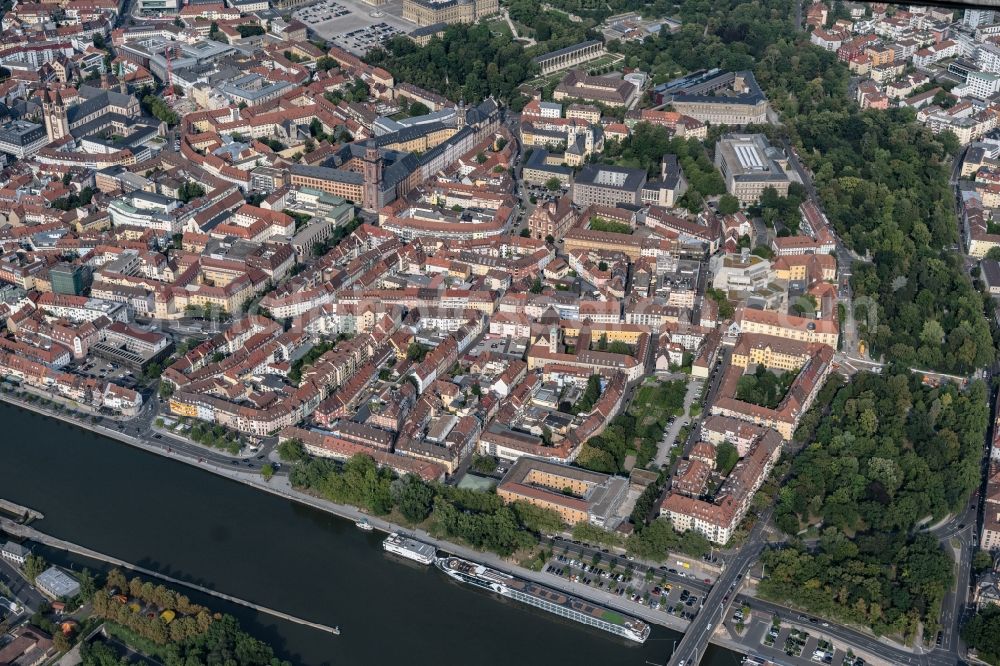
[442,557,648,637]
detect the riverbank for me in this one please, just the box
[0,391,921,666]
[4,401,750,666]
[0,391,695,638]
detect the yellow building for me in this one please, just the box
[730,333,821,372]
[381,125,456,153]
[559,322,647,344]
[497,457,627,527]
[736,306,839,349]
[402,0,498,26]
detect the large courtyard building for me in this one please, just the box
[0,120,48,159]
[662,70,769,125]
[571,164,646,207]
[497,457,628,528]
[554,70,639,108]
[714,133,791,205]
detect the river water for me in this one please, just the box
[0,402,741,666]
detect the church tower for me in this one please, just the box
[362,145,383,211]
[43,89,69,142]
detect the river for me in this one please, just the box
[0,401,742,666]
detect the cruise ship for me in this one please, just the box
[437,556,650,643]
[382,533,436,565]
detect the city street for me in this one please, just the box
[668,507,773,665]
[0,558,44,614]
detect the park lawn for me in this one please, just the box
[583,53,625,71]
[630,380,686,426]
[485,16,512,39]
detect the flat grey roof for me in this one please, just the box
[36,567,80,598]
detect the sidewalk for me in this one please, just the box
[150,422,258,460]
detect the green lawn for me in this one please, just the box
[485,17,512,39]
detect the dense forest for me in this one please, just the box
[366,24,534,107]
[760,372,989,641]
[777,373,989,535]
[759,532,953,640]
[795,103,992,373]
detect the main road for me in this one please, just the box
[667,507,774,665]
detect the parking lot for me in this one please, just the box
[75,358,139,388]
[333,21,406,53]
[292,0,351,27]
[737,614,869,666]
[544,550,705,621]
[302,0,412,54]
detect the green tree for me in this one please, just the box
[964,606,1000,664]
[573,375,602,414]
[53,632,71,653]
[365,24,536,104]
[626,517,710,560]
[716,441,739,475]
[572,521,624,548]
[718,194,741,215]
[277,438,306,463]
[974,550,994,574]
[78,568,97,600]
[391,475,436,523]
[260,463,274,481]
[23,554,47,582]
[408,101,430,116]
[142,95,179,125]
[512,501,565,534]
[177,181,206,203]
[236,24,265,38]
[406,343,430,362]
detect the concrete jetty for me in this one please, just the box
[0,516,340,636]
[0,498,44,522]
